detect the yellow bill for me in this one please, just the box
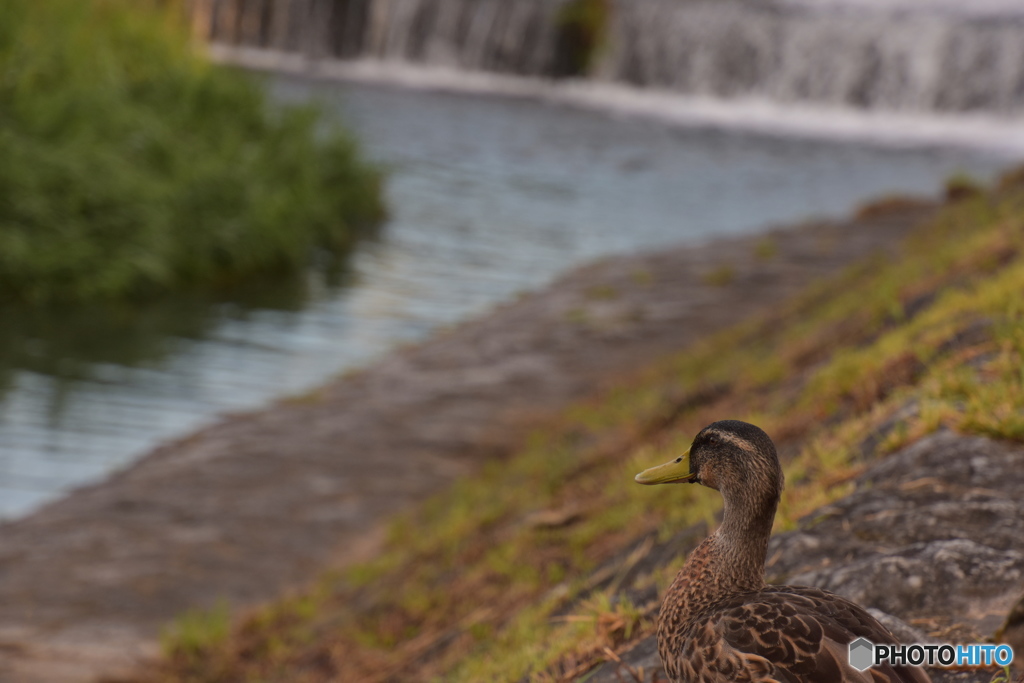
[634,447,696,485]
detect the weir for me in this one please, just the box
[185,0,1024,115]
[186,0,571,77]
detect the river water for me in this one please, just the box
[0,75,1011,518]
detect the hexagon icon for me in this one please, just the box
[848,638,875,672]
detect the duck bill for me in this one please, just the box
[635,448,696,485]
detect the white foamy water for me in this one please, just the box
[215,47,1024,156]
[779,0,1024,18]
[195,0,1024,114]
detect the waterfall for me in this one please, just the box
[597,1,1024,114]
[186,0,1024,115]
[191,0,570,76]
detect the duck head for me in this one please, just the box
[635,420,783,501]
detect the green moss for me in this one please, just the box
[161,601,231,665]
[586,284,618,300]
[703,264,736,287]
[0,0,384,304]
[944,171,985,202]
[631,268,653,285]
[754,237,778,260]
[553,0,610,77]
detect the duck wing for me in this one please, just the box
[679,586,931,683]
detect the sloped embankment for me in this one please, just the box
[0,188,933,681]
[153,169,1024,683]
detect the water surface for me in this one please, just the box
[0,76,1010,518]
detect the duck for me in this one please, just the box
[635,419,931,683]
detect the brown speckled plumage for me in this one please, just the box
[642,420,931,683]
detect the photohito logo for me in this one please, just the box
[848,638,1015,672]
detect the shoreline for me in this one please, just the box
[0,201,935,682]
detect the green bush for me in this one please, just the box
[553,0,610,77]
[0,0,384,304]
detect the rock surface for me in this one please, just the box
[0,205,931,682]
[772,431,1024,630]
[586,431,1024,682]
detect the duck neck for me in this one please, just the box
[714,488,777,589]
[661,487,777,624]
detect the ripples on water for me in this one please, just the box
[0,76,1010,518]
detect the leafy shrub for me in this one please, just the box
[0,0,384,304]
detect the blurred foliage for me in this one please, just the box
[0,0,384,305]
[161,600,233,670]
[944,171,985,203]
[553,0,610,77]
